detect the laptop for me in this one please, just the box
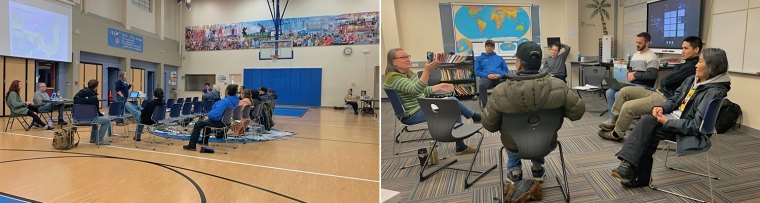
[603,77,634,91]
[129,91,139,98]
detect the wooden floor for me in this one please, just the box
[0,107,379,202]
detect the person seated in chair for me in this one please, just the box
[475,39,509,107]
[345,88,359,115]
[482,41,585,182]
[235,90,253,134]
[73,80,112,145]
[604,32,659,126]
[202,86,221,101]
[183,84,240,151]
[541,42,571,82]
[267,88,277,100]
[33,82,68,125]
[611,48,730,188]
[599,36,702,141]
[384,48,482,155]
[130,88,166,141]
[6,80,53,130]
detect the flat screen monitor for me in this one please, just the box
[129,91,139,98]
[646,0,702,49]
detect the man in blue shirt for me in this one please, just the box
[475,40,508,107]
[184,84,240,151]
[114,71,131,124]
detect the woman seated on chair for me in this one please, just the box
[345,88,359,115]
[611,48,731,188]
[132,88,166,141]
[235,90,253,134]
[6,80,53,130]
[383,48,481,155]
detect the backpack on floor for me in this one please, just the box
[716,99,742,134]
[504,179,542,203]
[52,127,79,150]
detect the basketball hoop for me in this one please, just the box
[271,54,279,62]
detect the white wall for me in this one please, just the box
[126,0,156,33]
[163,0,178,41]
[383,0,581,85]
[84,0,122,23]
[180,0,379,107]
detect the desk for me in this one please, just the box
[360,98,379,116]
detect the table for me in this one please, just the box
[360,98,379,116]
[570,61,601,87]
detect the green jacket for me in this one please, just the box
[482,71,585,151]
[6,91,29,115]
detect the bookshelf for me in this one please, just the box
[437,57,476,98]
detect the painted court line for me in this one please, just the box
[1,132,379,183]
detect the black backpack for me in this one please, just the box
[715,99,742,133]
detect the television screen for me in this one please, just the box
[646,0,702,49]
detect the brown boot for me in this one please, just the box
[599,115,618,131]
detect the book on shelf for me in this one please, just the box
[427,51,469,64]
[440,68,474,81]
[453,84,476,95]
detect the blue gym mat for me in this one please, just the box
[0,192,35,203]
[273,107,308,117]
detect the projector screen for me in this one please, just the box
[0,0,72,62]
[646,0,702,49]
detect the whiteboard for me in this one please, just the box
[742,8,760,73]
[710,10,747,73]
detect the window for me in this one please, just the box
[131,0,151,12]
[185,74,215,91]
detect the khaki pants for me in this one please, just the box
[611,86,666,136]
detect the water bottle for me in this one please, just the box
[52,92,57,100]
[47,118,53,127]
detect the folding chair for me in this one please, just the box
[192,101,203,118]
[249,102,265,134]
[166,99,175,112]
[192,97,199,103]
[650,98,725,203]
[498,108,570,203]
[572,66,608,116]
[417,98,496,189]
[180,102,194,126]
[135,105,166,150]
[71,104,104,148]
[176,98,185,105]
[107,102,130,138]
[203,108,235,154]
[4,103,32,132]
[228,105,250,144]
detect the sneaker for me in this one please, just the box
[599,116,618,131]
[531,164,545,182]
[508,169,523,182]
[611,160,635,182]
[133,137,141,142]
[182,144,196,151]
[455,146,477,156]
[43,125,54,130]
[598,130,623,141]
[471,113,482,123]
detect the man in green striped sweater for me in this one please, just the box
[384,48,481,155]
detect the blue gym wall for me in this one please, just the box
[243,68,322,107]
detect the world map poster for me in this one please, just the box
[452,5,532,56]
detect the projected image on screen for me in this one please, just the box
[8,0,69,62]
[647,0,701,49]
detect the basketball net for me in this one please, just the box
[271,54,279,63]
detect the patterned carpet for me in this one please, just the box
[381,93,760,202]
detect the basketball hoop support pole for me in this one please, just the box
[268,0,290,57]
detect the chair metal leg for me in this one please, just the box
[419,141,458,182]
[5,115,12,132]
[499,146,507,203]
[463,132,496,189]
[556,141,570,203]
[650,140,716,203]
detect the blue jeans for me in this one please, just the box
[115,96,127,123]
[605,88,619,119]
[401,98,475,152]
[38,103,65,121]
[90,116,112,143]
[507,151,545,170]
[124,102,144,139]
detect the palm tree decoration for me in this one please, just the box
[586,0,612,35]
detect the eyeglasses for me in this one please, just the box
[394,55,411,59]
